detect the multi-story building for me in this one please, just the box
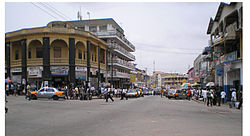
[152,71,165,88]
[63,18,135,88]
[5,21,108,89]
[187,67,195,84]
[131,68,149,88]
[162,73,188,89]
[206,2,242,101]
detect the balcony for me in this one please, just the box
[93,30,135,52]
[11,60,21,67]
[108,57,135,71]
[225,22,237,40]
[50,58,69,65]
[107,70,130,79]
[111,43,135,61]
[212,36,224,46]
[75,59,86,66]
[27,58,43,66]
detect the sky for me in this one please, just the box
[5,2,220,75]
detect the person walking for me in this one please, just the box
[187,89,191,101]
[231,89,237,108]
[13,84,17,96]
[221,90,226,104]
[216,89,221,106]
[75,86,79,100]
[106,87,114,102]
[160,88,164,98]
[207,88,212,107]
[26,84,31,101]
[202,88,207,105]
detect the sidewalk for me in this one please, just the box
[192,97,242,111]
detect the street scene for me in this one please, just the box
[4,2,243,136]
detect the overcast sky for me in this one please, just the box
[5,2,220,75]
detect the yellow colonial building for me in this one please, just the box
[5,21,108,88]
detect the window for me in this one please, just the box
[36,48,43,58]
[83,51,86,60]
[28,48,31,59]
[89,26,97,32]
[92,54,94,61]
[95,54,96,62]
[15,50,19,60]
[54,47,61,58]
[99,25,107,32]
[78,49,82,59]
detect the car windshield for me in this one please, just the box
[129,90,137,93]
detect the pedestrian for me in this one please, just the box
[202,88,207,105]
[216,89,221,106]
[207,88,212,107]
[221,90,226,104]
[26,84,31,101]
[75,86,79,100]
[231,89,237,108]
[106,87,114,102]
[237,88,242,109]
[160,88,164,98]
[187,89,191,101]
[64,86,68,100]
[13,84,17,96]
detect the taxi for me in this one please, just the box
[31,87,65,100]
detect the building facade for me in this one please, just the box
[206,2,242,101]
[5,21,108,89]
[162,73,188,89]
[62,18,135,89]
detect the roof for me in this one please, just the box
[206,18,214,34]
[65,18,124,33]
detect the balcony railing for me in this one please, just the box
[107,70,130,79]
[27,58,43,66]
[93,30,135,51]
[75,59,86,66]
[109,57,135,70]
[225,22,237,40]
[111,43,135,60]
[50,58,69,65]
[11,60,21,67]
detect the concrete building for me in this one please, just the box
[152,71,165,88]
[162,73,188,89]
[206,2,242,101]
[63,18,135,89]
[130,68,149,88]
[5,21,108,89]
[187,67,195,84]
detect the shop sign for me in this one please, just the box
[225,51,237,62]
[51,66,69,76]
[75,66,87,72]
[130,74,135,83]
[12,75,22,83]
[11,67,22,73]
[27,67,43,77]
[220,55,225,64]
[91,68,97,76]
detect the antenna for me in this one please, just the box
[77,7,82,20]
[153,60,155,72]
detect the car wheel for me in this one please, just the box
[53,95,59,100]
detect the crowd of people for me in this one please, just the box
[183,86,242,109]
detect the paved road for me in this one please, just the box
[5,95,242,136]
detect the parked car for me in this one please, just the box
[174,89,187,99]
[167,89,176,99]
[31,87,65,100]
[126,89,139,98]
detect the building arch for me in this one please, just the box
[50,39,69,64]
[27,40,43,59]
[75,41,86,60]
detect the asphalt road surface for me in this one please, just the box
[5,95,242,136]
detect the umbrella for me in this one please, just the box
[5,79,11,83]
[193,82,200,86]
[206,82,215,87]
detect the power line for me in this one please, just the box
[31,2,60,20]
[44,2,72,20]
[38,2,69,21]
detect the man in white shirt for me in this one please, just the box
[231,89,237,107]
[202,89,207,105]
[221,90,226,104]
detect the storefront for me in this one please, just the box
[75,66,86,86]
[27,66,43,90]
[51,66,69,87]
[11,67,22,84]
